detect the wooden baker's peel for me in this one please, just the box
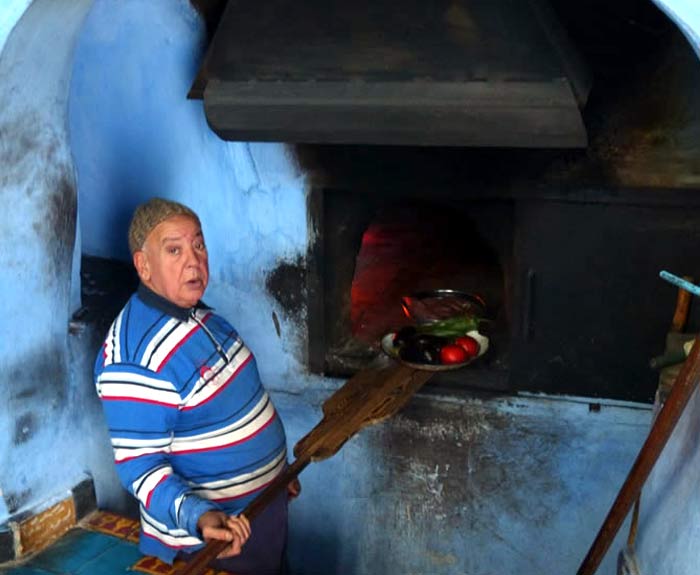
[176,363,434,575]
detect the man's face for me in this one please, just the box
[133,215,209,308]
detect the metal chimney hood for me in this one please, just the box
[191,0,590,148]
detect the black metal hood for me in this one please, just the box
[191,0,590,148]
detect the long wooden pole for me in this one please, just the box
[671,276,693,332]
[577,334,700,574]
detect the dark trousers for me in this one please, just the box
[182,492,289,575]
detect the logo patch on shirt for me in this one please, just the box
[199,366,214,382]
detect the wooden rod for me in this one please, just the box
[174,458,309,575]
[577,334,700,575]
[671,277,693,332]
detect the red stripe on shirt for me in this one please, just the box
[145,473,170,509]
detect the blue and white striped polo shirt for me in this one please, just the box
[94,284,287,563]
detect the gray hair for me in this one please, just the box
[128,198,200,255]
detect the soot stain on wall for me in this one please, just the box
[4,489,32,515]
[39,172,77,286]
[46,175,77,253]
[13,413,36,445]
[373,398,567,532]
[265,258,309,362]
[0,116,42,190]
[266,257,307,317]
[0,112,77,286]
[8,344,69,406]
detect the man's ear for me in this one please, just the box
[133,251,150,282]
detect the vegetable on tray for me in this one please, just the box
[415,314,480,338]
[385,314,488,369]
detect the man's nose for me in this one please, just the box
[184,246,202,266]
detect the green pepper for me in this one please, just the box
[416,314,480,338]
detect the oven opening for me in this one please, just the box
[308,186,514,392]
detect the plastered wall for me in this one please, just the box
[0,0,99,522]
[2,0,698,573]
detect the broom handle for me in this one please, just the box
[577,334,700,574]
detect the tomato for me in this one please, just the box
[440,344,469,364]
[454,335,480,358]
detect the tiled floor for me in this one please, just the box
[0,512,232,575]
[1,528,143,575]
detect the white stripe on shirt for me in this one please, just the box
[114,444,170,463]
[97,371,181,406]
[103,308,125,367]
[194,452,286,501]
[133,466,172,507]
[141,317,191,372]
[171,394,275,454]
[141,511,202,547]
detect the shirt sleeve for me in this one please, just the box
[95,363,217,536]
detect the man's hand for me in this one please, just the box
[197,510,251,558]
[287,478,301,500]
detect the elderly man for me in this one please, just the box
[94,198,298,574]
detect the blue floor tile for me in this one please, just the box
[74,540,142,575]
[30,530,119,574]
[0,566,58,575]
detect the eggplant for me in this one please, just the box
[392,327,445,365]
[399,341,441,365]
[393,326,417,347]
[413,334,448,348]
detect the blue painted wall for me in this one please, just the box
[1,0,698,573]
[69,0,311,388]
[630,4,700,575]
[66,3,652,573]
[0,0,32,54]
[0,0,103,523]
[278,391,650,574]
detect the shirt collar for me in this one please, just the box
[137,283,211,321]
